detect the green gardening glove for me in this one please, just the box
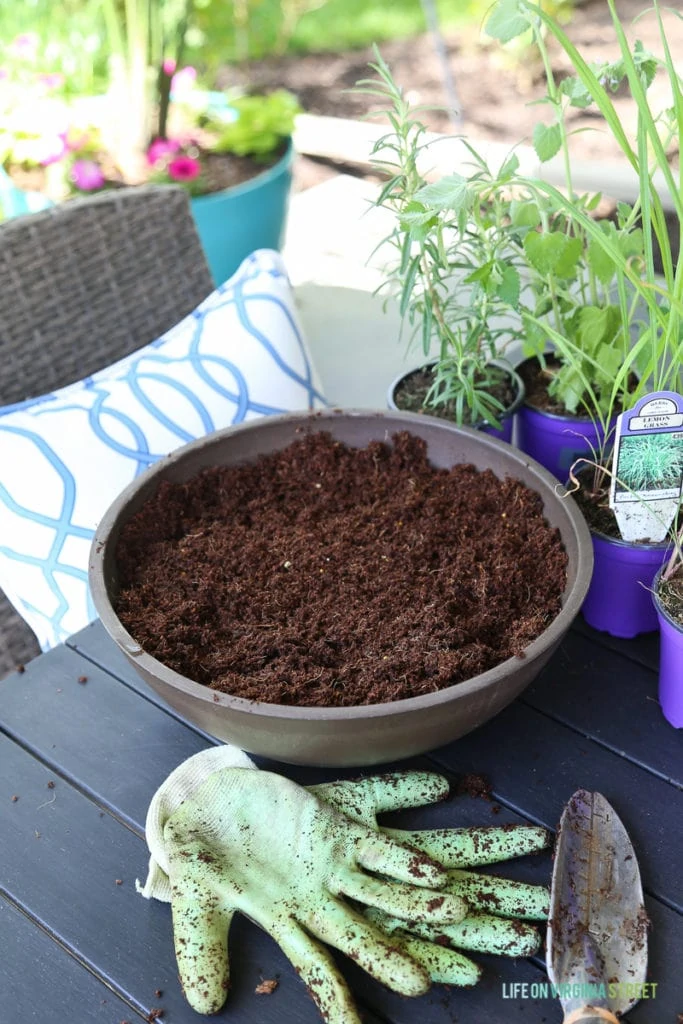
[157,766,471,1021]
[312,772,550,986]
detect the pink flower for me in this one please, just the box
[11,33,38,59]
[162,59,177,75]
[167,155,201,182]
[0,69,8,82]
[37,135,67,166]
[147,137,180,166]
[37,72,65,92]
[170,66,197,96]
[70,159,105,191]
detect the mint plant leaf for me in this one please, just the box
[485,0,530,44]
[496,264,521,306]
[415,174,470,213]
[618,227,644,261]
[586,232,617,285]
[577,306,612,351]
[550,364,585,414]
[558,75,593,109]
[532,123,562,163]
[554,235,582,278]
[524,231,581,278]
[524,231,567,274]
[510,199,541,228]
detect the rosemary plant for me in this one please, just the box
[356,51,524,429]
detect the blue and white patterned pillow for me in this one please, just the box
[0,249,327,651]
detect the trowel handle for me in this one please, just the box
[563,1008,620,1024]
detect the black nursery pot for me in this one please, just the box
[387,360,525,443]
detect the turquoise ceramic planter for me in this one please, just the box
[0,167,53,218]
[190,141,294,286]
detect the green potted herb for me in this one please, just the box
[356,53,525,439]
[482,0,662,482]
[486,0,683,636]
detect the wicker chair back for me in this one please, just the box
[0,185,213,675]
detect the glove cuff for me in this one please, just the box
[136,744,256,901]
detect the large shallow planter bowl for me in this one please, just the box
[89,409,593,766]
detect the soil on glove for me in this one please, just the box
[115,430,567,707]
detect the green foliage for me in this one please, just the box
[360,0,683,437]
[211,89,302,158]
[355,49,528,428]
[483,0,683,426]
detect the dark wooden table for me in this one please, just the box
[1,616,680,1024]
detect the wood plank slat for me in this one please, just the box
[7,621,680,1023]
[0,641,214,831]
[427,700,683,918]
[571,617,661,674]
[523,633,682,787]
[0,894,139,1024]
[66,620,221,744]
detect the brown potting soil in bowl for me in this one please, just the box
[114,430,568,707]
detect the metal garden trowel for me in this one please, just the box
[546,789,649,1024]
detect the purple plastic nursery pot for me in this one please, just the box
[652,568,683,728]
[581,531,671,638]
[516,402,613,483]
[387,360,524,443]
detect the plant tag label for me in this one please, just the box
[609,391,683,543]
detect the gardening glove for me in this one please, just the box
[138,749,471,1021]
[311,772,550,984]
[139,748,550,1003]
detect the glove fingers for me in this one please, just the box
[335,869,468,924]
[407,911,542,957]
[382,824,551,867]
[169,873,235,1014]
[268,917,363,1024]
[313,772,449,818]
[365,910,482,987]
[354,828,446,888]
[446,869,549,920]
[306,897,431,997]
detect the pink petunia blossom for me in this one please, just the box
[147,137,181,166]
[170,66,197,96]
[37,135,67,166]
[11,33,39,59]
[37,72,65,91]
[167,155,201,182]
[70,159,105,191]
[162,59,176,75]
